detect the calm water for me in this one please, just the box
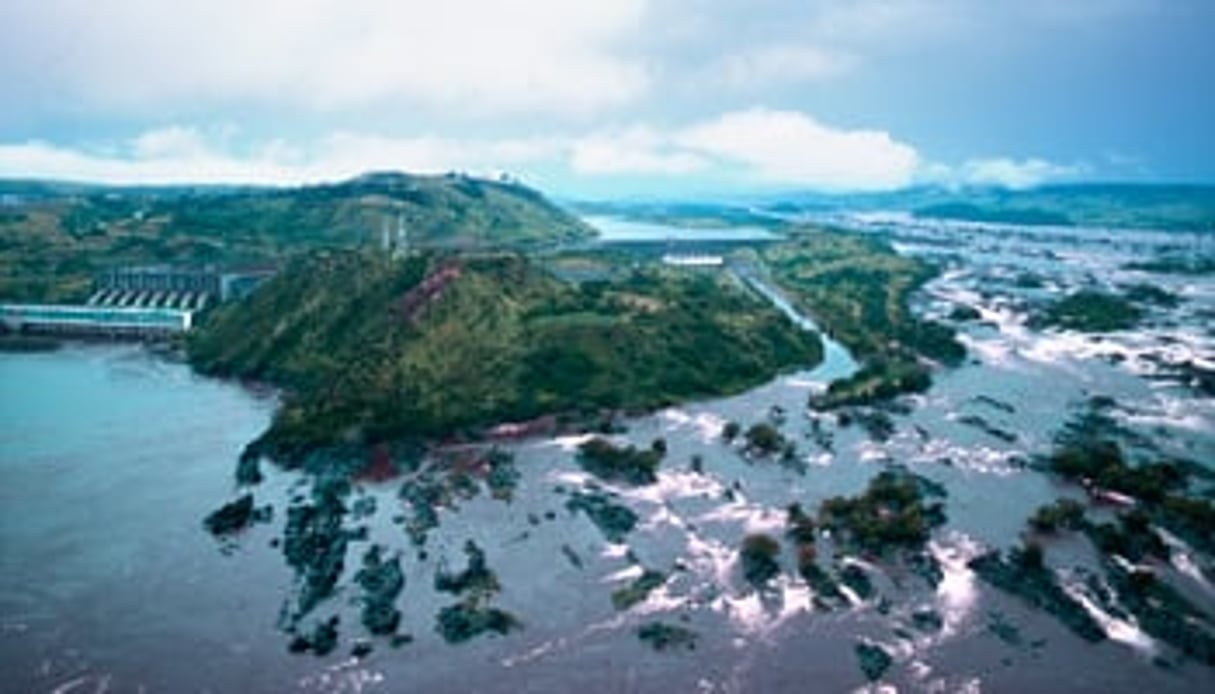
[0,345,316,692]
[587,216,781,243]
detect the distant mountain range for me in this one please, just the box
[572,183,1215,232]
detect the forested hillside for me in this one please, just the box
[189,250,823,458]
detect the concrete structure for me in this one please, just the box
[2,264,274,340]
[661,253,725,267]
[1,304,193,337]
[88,264,274,309]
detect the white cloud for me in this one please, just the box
[0,110,924,192]
[314,132,564,179]
[676,109,920,190]
[570,127,707,175]
[0,0,648,117]
[0,117,1084,194]
[715,45,855,87]
[958,157,1082,189]
[0,128,561,186]
[807,0,972,43]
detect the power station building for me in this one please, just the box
[1,265,274,338]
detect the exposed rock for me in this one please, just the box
[739,533,781,588]
[435,602,520,644]
[637,621,697,652]
[288,616,340,656]
[565,488,638,544]
[611,569,667,610]
[355,545,404,635]
[855,642,893,682]
[204,493,271,536]
[968,548,1105,643]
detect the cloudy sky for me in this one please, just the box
[1,0,1211,196]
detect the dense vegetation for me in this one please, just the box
[577,437,666,485]
[818,470,947,555]
[738,533,782,588]
[189,250,823,459]
[1031,290,1144,332]
[0,172,594,302]
[762,229,964,407]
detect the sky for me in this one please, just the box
[0,0,1212,197]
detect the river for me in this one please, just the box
[2,214,1213,692]
[0,345,317,692]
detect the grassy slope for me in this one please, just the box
[0,172,594,302]
[189,250,823,458]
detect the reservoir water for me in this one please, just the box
[0,345,312,692]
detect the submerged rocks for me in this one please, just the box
[739,533,782,589]
[435,541,499,596]
[854,642,893,682]
[288,616,340,656]
[484,448,521,501]
[282,477,355,620]
[1103,562,1215,665]
[565,487,638,544]
[435,602,520,644]
[576,437,664,485]
[611,569,667,610]
[1028,499,1087,534]
[204,493,271,536]
[235,443,264,486]
[432,539,520,644]
[968,547,1106,643]
[355,545,404,636]
[957,414,1018,444]
[948,304,982,322]
[637,621,698,652]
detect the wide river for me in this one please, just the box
[0,345,324,692]
[2,216,1213,692]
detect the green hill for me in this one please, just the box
[188,250,822,460]
[0,172,594,302]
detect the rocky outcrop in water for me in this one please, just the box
[854,642,893,682]
[355,545,405,636]
[968,545,1106,643]
[204,493,271,535]
[565,487,638,544]
[433,540,520,643]
[637,621,698,652]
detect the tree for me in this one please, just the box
[744,422,784,455]
[722,421,740,442]
[740,533,782,587]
